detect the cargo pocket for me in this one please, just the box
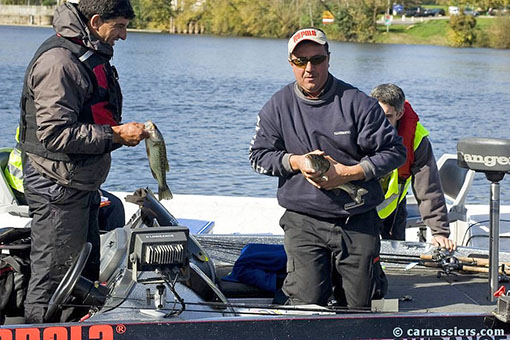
[282,254,298,298]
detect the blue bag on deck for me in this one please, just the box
[222,243,287,292]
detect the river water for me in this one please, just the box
[1,25,509,204]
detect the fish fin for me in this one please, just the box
[335,185,358,202]
[146,142,151,158]
[158,185,173,200]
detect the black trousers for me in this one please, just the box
[280,209,383,308]
[22,159,100,323]
[381,197,408,241]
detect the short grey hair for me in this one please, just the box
[370,83,406,114]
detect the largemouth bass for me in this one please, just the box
[144,121,173,200]
[304,154,368,204]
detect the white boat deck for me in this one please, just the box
[119,192,285,235]
[118,192,510,248]
[2,183,510,251]
[4,191,510,249]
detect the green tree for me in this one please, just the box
[200,0,244,35]
[172,0,206,33]
[138,0,175,30]
[320,0,385,42]
[129,0,147,29]
[488,16,510,48]
[447,13,477,46]
[196,0,309,38]
[437,0,509,12]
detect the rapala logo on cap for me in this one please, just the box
[0,324,116,340]
[462,153,510,167]
[293,30,317,42]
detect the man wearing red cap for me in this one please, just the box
[371,84,456,251]
[249,28,406,308]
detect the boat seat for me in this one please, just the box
[216,265,275,299]
[406,153,475,228]
[439,154,475,221]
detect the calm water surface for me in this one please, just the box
[1,25,509,204]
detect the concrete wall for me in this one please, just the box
[0,5,55,25]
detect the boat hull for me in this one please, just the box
[1,313,509,340]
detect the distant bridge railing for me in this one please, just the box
[0,5,55,25]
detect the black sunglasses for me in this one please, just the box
[290,55,328,68]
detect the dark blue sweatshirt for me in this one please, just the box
[249,75,406,218]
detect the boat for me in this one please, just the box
[2,138,510,339]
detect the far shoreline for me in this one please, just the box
[2,21,507,50]
[0,22,164,34]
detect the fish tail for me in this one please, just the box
[158,184,173,200]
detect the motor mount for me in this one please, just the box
[457,137,510,302]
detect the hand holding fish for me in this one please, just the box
[289,150,325,188]
[316,155,365,190]
[300,153,369,204]
[112,122,150,146]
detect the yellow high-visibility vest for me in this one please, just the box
[377,122,429,219]
[3,127,24,193]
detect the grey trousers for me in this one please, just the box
[280,209,382,308]
[23,158,100,323]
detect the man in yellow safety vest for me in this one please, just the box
[3,127,26,205]
[371,84,455,251]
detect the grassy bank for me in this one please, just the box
[374,17,495,47]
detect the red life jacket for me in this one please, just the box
[89,63,120,126]
[67,36,121,126]
[396,101,419,180]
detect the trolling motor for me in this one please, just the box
[457,137,510,302]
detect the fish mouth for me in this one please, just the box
[144,121,154,130]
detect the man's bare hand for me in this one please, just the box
[289,150,325,188]
[112,122,150,146]
[314,155,365,190]
[432,235,456,251]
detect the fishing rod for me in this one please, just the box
[381,248,510,277]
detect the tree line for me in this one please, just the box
[130,0,388,42]
[129,0,509,45]
[2,0,509,47]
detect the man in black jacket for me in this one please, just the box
[249,28,406,307]
[19,0,148,323]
